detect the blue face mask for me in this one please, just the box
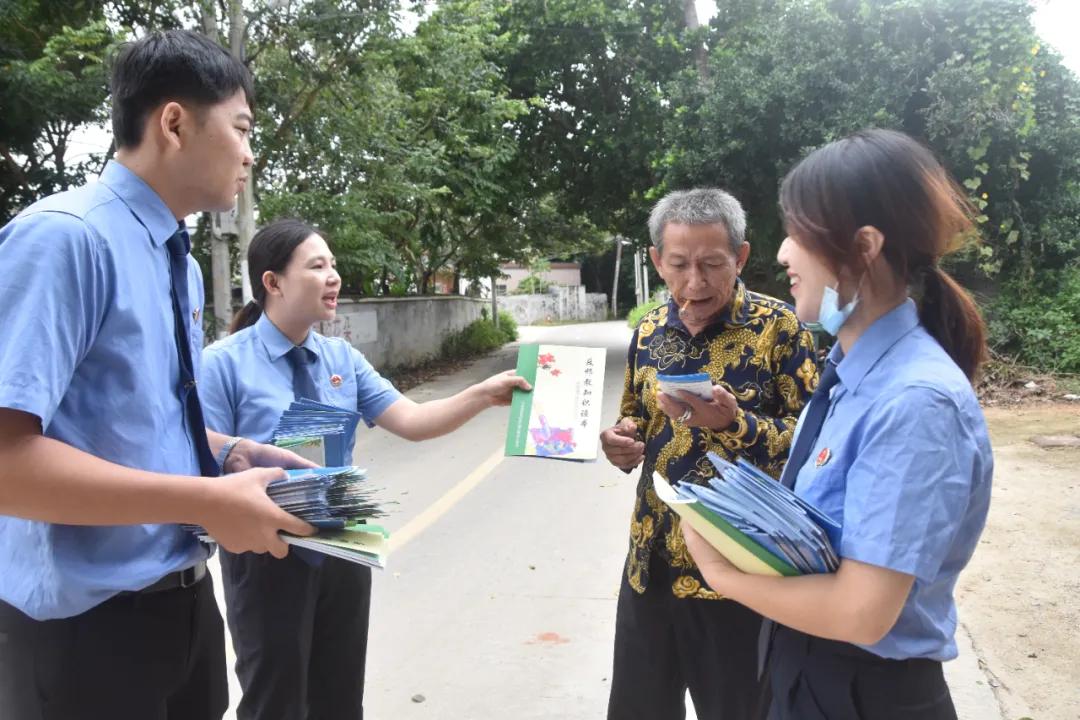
[806,284,858,335]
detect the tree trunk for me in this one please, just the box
[683,0,709,81]
[229,0,256,303]
[201,1,232,339]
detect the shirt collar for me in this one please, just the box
[832,299,920,394]
[664,277,751,335]
[97,160,179,247]
[256,313,320,361]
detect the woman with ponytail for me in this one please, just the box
[681,129,993,719]
[199,218,530,720]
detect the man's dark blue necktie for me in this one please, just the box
[166,227,219,477]
[285,346,320,402]
[756,359,841,676]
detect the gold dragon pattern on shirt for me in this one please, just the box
[618,280,818,599]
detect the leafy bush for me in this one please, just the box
[442,311,518,360]
[988,267,1080,373]
[626,299,664,328]
[496,310,518,343]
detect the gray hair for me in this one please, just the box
[647,188,747,255]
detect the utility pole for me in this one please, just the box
[611,235,624,317]
[633,247,643,306]
[643,256,650,303]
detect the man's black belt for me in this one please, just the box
[128,561,208,595]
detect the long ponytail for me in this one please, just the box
[919,266,987,380]
[228,299,262,334]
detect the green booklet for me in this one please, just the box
[283,524,389,569]
[505,343,606,461]
[653,474,799,577]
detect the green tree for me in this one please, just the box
[0,0,115,222]
[659,0,1080,307]
[496,0,697,243]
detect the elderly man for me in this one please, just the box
[601,188,818,719]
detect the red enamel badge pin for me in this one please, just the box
[330,374,343,388]
[815,447,831,467]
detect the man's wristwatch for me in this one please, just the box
[216,436,244,472]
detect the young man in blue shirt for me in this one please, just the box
[0,30,314,719]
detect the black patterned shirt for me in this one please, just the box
[619,279,818,599]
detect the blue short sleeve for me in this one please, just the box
[0,212,110,428]
[840,387,976,582]
[350,347,401,426]
[199,346,237,436]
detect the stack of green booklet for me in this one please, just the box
[283,524,389,569]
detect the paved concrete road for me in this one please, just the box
[215,320,1000,720]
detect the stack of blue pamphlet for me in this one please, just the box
[186,400,392,568]
[654,453,840,576]
[272,399,363,468]
[266,466,386,530]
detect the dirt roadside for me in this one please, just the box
[958,402,1080,720]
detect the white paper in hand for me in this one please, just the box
[656,372,714,401]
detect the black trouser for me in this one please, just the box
[0,574,227,720]
[221,550,372,720]
[608,556,771,720]
[767,626,957,720]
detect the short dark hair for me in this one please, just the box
[109,29,255,149]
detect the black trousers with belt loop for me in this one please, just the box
[222,550,372,720]
[0,572,227,720]
[607,555,771,719]
[767,625,957,720]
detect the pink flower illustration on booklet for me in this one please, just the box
[529,414,576,457]
[538,353,562,377]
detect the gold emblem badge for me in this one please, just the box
[192,307,200,322]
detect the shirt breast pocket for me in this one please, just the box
[796,447,847,530]
[325,369,358,412]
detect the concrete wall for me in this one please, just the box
[318,296,489,369]
[498,286,608,325]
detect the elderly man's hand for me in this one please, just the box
[657,385,739,431]
[600,418,645,471]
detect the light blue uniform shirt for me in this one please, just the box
[199,313,401,455]
[0,161,208,620]
[790,300,992,661]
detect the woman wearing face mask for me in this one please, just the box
[199,218,530,720]
[680,129,993,720]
